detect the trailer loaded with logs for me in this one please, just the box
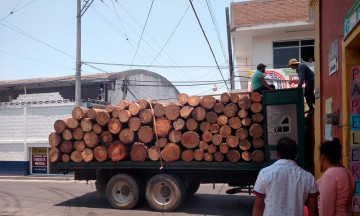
[50,88,308,212]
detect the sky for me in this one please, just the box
[0,0,241,96]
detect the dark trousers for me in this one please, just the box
[305,79,315,111]
[253,85,271,95]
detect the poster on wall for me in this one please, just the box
[329,38,338,75]
[32,147,48,174]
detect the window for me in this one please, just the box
[273,40,314,68]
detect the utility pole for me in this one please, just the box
[75,0,82,106]
[226,7,235,91]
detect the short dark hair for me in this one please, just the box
[277,137,297,160]
[320,137,341,164]
[257,63,267,70]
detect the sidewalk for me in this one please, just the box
[0,173,74,181]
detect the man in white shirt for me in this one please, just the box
[252,137,319,216]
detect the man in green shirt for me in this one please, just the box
[251,63,274,94]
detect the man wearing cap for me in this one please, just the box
[251,63,275,95]
[288,58,315,113]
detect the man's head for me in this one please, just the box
[288,58,300,69]
[257,63,267,73]
[276,137,298,160]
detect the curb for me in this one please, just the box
[0,174,74,181]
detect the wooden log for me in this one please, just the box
[112,108,121,118]
[212,134,222,146]
[49,147,61,162]
[242,151,252,162]
[62,154,70,162]
[226,135,239,148]
[72,106,88,120]
[235,128,248,140]
[54,119,67,134]
[128,117,141,131]
[92,123,103,134]
[249,123,264,138]
[169,130,182,143]
[108,118,122,134]
[186,118,198,131]
[181,131,200,149]
[154,103,167,117]
[139,99,151,110]
[87,108,102,120]
[199,121,211,132]
[58,141,71,154]
[62,129,73,141]
[70,150,83,162]
[252,150,265,162]
[181,149,194,162]
[204,153,213,162]
[84,131,99,148]
[147,145,160,161]
[161,143,180,162]
[180,106,194,119]
[251,102,262,113]
[219,143,229,154]
[139,109,153,124]
[238,109,248,119]
[242,117,252,127]
[165,103,180,121]
[217,115,228,126]
[74,140,85,151]
[177,93,189,106]
[219,125,232,138]
[250,92,262,103]
[80,118,93,132]
[118,100,132,110]
[108,140,128,161]
[94,145,108,162]
[73,127,84,141]
[105,105,117,114]
[252,113,264,123]
[230,93,240,103]
[202,131,213,142]
[155,137,168,148]
[119,128,135,144]
[213,103,224,114]
[188,95,201,107]
[252,138,265,149]
[96,109,111,126]
[209,124,220,134]
[220,92,231,103]
[224,103,238,118]
[119,110,131,123]
[154,118,171,138]
[226,150,241,162]
[100,131,113,145]
[239,139,251,151]
[138,126,154,143]
[82,148,94,162]
[66,118,79,129]
[199,141,209,151]
[194,149,204,161]
[205,111,218,124]
[200,95,216,110]
[49,132,61,148]
[131,142,148,162]
[207,144,217,154]
[129,103,141,116]
[214,151,224,162]
[238,96,251,110]
[228,117,242,129]
[192,107,206,121]
[173,118,186,131]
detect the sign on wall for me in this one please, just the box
[329,39,338,75]
[344,1,360,37]
[31,147,48,174]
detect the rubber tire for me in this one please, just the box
[106,174,144,210]
[145,174,185,212]
[186,182,200,197]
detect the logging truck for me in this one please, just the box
[49,88,310,212]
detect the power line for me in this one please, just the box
[1,0,23,21]
[188,0,229,91]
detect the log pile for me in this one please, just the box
[49,92,265,163]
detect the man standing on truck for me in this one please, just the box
[252,137,319,216]
[251,63,275,95]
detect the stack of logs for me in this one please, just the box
[49,91,265,163]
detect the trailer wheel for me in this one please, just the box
[145,174,185,212]
[186,182,200,197]
[106,174,144,210]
